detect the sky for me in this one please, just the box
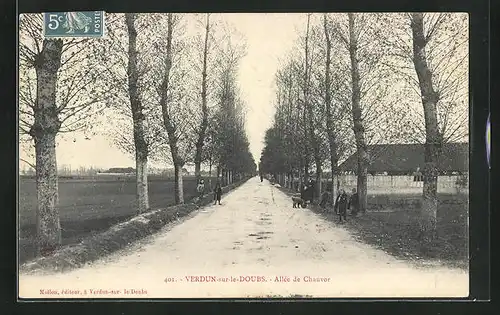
[19,13,307,171]
[223,13,306,167]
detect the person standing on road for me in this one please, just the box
[334,189,349,223]
[413,167,423,182]
[197,178,205,198]
[348,188,359,216]
[213,182,222,205]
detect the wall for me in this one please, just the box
[280,174,469,195]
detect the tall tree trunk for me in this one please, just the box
[304,164,309,184]
[171,157,185,204]
[30,39,64,256]
[194,14,210,181]
[126,13,150,213]
[158,13,184,204]
[298,168,303,192]
[174,163,185,204]
[135,153,149,210]
[194,158,202,181]
[208,157,213,189]
[410,13,441,238]
[348,13,369,214]
[323,14,339,207]
[315,163,322,201]
[311,135,322,201]
[302,14,312,187]
[304,13,322,201]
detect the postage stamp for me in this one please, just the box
[43,11,105,38]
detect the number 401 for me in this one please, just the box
[47,14,64,30]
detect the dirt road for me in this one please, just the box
[19,177,468,298]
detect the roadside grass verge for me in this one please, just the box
[275,185,468,270]
[340,206,468,270]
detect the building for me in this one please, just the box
[104,167,135,174]
[339,143,468,176]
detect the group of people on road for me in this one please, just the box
[318,186,359,223]
[300,180,316,204]
[196,178,223,205]
[334,188,359,223]
[196,175,359,214]
[298,180,359,220]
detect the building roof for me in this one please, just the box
[339,143,468,173]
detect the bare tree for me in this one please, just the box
[378,13,468,236]
[125,13,150,212]
[287,14,317,190]
[209,23,248,186]
[410,13,440,234]
[193,14,211,181]
[100,13,171,213]
[154,13,196,204]
[19,14,111,255]
[303,14,326,200]
[327,13,402,213]
[273,58,298,188]
[322,13,339,204]
[410,13,468,236]
[160,13,182,203]
[326,13,371,213]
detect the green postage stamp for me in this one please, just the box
[43,11,105,38]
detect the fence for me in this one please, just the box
[337,175,468,189]
[274,174,468,195]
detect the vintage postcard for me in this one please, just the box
[18,12,469,299]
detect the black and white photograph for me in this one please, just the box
[18,12,469,298]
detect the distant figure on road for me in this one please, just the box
[260,174,263,182]
[348,188,359,216]
[213,182,222,205]
[197,178,205,198]
[413,167,423,182]
[334,189,349,223]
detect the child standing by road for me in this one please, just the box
[197,178,205,198]
[214,182,222,205]
[334,189,349,223]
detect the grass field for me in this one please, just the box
[338,196,469,269]
[336,194,467,269]
[18,176,217,264]
[279,185,469,269]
